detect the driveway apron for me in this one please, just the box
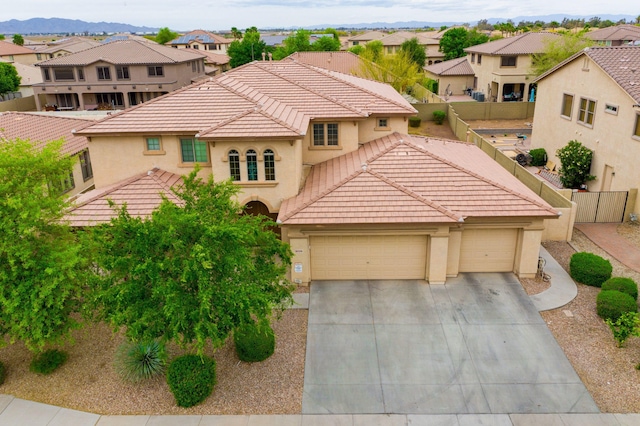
[302,274,599,414]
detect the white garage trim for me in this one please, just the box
[459,228,518,272]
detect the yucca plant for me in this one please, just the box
[114,340,167,382]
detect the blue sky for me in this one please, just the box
[3,0,638,30]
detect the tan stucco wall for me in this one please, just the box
[532,56,640,214]
[423,73,475,96]
[468,54,534,102]
[301,119,361,165]
[66,160,95,198]
[358,116,408,142]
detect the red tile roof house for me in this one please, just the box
[70,59,559,284]
[0,112,95,197]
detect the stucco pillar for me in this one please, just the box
[514,224,544,278]
[34,91,42,111]
[428,235,449,284]
[446,228,462,277]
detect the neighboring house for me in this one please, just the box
[586,25,640,46]
[424,57,475,96]
[192,50,231,75]
[531,45,640,214]
[0,112,95,197]
[346,30,386,48]
[168,30,231,54]
[32,40,207,111]
[0,40,41,65]
[102,34,157,44]
[464,32,560,102]
[0,59,42,98]
[71,60,558,284]
[284,51,364,75]
[32,37,102,60]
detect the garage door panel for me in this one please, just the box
[459,229,517,272]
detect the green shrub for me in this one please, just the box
[408,116,421,127]
[597,290,638,321]
[602,277,638,300]
[605,312,640,347]
[0,361,5,385]
[569,252,612,287]
[115,340,167,382]
[432,110,446,125]
[234,320,275,363]
[529,148,548,167]
[30,349,68,375]
[167,354,216,408]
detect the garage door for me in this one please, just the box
[459,229,518,272]
[310,235,427,280]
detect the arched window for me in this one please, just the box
[228,150,240,181]
[246,149,258,181]
[264,149,275,181]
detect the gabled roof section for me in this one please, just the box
[278,133,558,225]
[66,168,183,226]
[0,112,91,156]
[35,37,102,55]
[284,51,363,75]
[379,31,433,46]
[465,32,560,55]
[35,40,205,67]
[0,40,37,56]
[586,25,640,42]
[169,30,230,46]
[425,57,474,76]
[197,50,230,65]
[348,31,386,42]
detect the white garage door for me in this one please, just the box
[310,235,427,280]
[459,228,518,272]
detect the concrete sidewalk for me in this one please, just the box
[530,246,578,312]
[575,223,640,273]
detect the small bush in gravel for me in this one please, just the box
[432,110,446,125]
[602,277,638,300]
[605,312,640,347]
[597,290,638,321]
[529,148,548,167]
[0,361,5,385]
[30,349,68,375]
[115,340,167,382]
[408,116,421,127]
[234,320,275,362]
[167,354,216,408]
[569,252,612,287]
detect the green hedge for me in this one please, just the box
[234,320,276,363]
[167,355,216,408]
[30,349,68,375]
[569,252,612,287]
[408,116,421,127]
[529,148,548,167]
[597,290,638,321]
[433,110,446,125]
[602,277,638,300]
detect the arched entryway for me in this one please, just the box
[243,201,281,238]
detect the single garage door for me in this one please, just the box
[310,235,427,280]
[459,228,518,272]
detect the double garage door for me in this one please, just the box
[309,229,518,281]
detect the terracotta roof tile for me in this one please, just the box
[425,57,474,76]
[0,40,38,56]
[465,32,560,55]
[284,51,363,75]
[586,25,640,42]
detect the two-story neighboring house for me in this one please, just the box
[346,31,386,48]
[464,32,560,102]
[0,40,41,65]
[586,24,640,47]
[531,46,640,214]
[32,40,207,111]
[0,112,95,197]
[378,31,444,65]
[32,37,102,61]
[168,30,231,54]
[71,59,558,284]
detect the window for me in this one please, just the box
[578,97,596,126]
[180,138,208,163]
[77,68,84,81]
[229,150,240,181]
[79,150,93,181]
[116,66,130,80]
[353,41,359,46]
[192,61,196,72]
[604,104,618,115]
[634,114,640,139]
[477,54,482,65]
[43,68,51,81]
[53,67,74,80]
[148,66,164,77]
[501,56,517,67]
[471,53,475,63]
[96,93,124,106]
[193,45,199,50]
[146,137,161,151]
[246,149,258,181]
[377,118,389,128]
[97,66,111,80]
[49,171,75,195]
[36,53,42,60]
[312,123,339,146]
[561,94,574,118]
[264,149,275,181]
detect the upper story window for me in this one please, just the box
[377,118,389,129]
[148,66,164,77]
[49,171,75,195]
[79,150,93,181]
[180,138,208,163]
[229,150,240,181]
[477,54,482,65]
[43,68,51,81]
[53,67,74,81]
[97,66,111,80]
[36,53,42,60]
[313,123,339,146]
[471,53,475,63]
[501,56,517,67]
[633,114,640,140]
[264,149,275,181]
[77,68,84,81]
[604,103,618,115]
[578,97,596,127]
[116,66,130,80]
[246,149,258,181]
[561,93,574,119]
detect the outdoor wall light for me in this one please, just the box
[87,86,91,90]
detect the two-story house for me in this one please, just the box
[0,40,41,65]
[70,58,558,284]
[531,46,640,215]
[32,40,207,111]
[346,31,386,48]
[168,30,231,54]
[586,24,640,47]
[32,37,102,61]
[464,32,560,102]
[424,57,475,96]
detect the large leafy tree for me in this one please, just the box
[0,62,21,97]
[228,27,269,68]
[311,36,341,52]
[87,169,293,355]
[273,30,313,60]
[0,138,85,352]
[531,32,594,76]
[400,37,427,68]
[12,34,24,46]
[356,49,421,93]
[439,27,488,61]
[155,27,178,45]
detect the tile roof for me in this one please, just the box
[586,25,640,42]
[465,32,560,55]
[35,38,102,55]
[348,31,387,42]
[284,51,362,75]
[197,50,230,65]
[169,30,230,46]
[277,133,558,225]
[103,34,158,44]
[379,31,434,46]
[35,40,205,67]
[77,60,416,138]
[0,40,37,56]
[424,57,474,76]
[0,112,91,156]
[66,168,183,226]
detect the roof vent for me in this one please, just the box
[361,163,368,171]
[147,170,154,176]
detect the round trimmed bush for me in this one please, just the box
[30,349,68,375]
[433,110,446,125]
[234,320,275,363]
[0,361,5,385]
[408,116,421,127]
[166,354,216,408]
[529,148,548,167]
[569,252,612,287]
[602,277,638,300]
[596,290,638,321]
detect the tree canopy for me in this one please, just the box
[0,138,85,352]
[12,34,24,46]
[154,27,178,45]
[439,27,489,61]
[0,62,21,96]
[531,32,594,76]
[271,30,341,60]
[356,49,421,93]
[86,169,293,354]
[400,37,427,68]
[227,27,270,68]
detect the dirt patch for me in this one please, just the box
[408,121,459,140]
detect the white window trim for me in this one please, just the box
[560,92,574,120]
[604,103,619,116]
[577,97,597,128]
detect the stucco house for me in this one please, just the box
[346,31,386,48]
[531,45,640,215]
[0,112,94,197]
[586,25,640,47]
[168,30,231,54]
[0,40,41,65]
[71,59,558,284]
[31,37,102,61]
[464,32,560,102]
[424,56,475,96]
[32,40,206,111]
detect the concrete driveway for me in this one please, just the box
[302,273,599,414]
